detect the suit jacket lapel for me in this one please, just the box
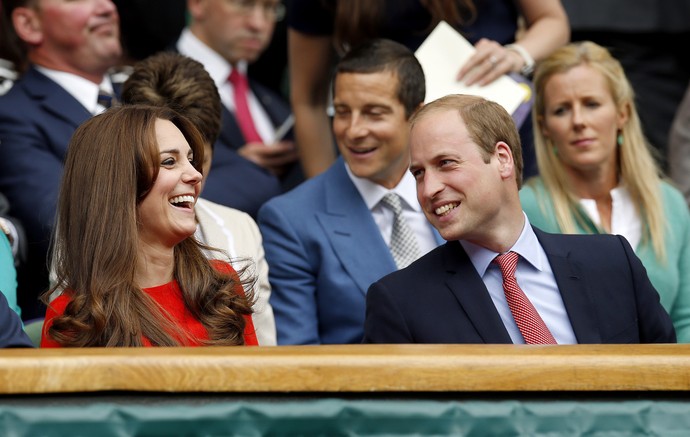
[534,228,602,343]
[250,79,290,127]
[218,106,243,151]
[316,160,397,294]
[443,242,513,343]
[23,67,92,128]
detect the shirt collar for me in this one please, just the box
[35,65,111,114]
[177,28,248,89]
[345,164,421,212]
[460,213,546,276]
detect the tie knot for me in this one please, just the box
[494,251,519,278]
[380,193,403,215]
[228,69,246,87]
[97,89,114,109]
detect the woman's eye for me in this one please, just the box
[162,158,175,166]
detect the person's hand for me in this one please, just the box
[239,140,299,177]
[456,38,526,86]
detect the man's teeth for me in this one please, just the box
[170,195,195,206]
[435,203,458,216]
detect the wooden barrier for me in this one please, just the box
[1,344,689,394]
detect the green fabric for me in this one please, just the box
[520,178,690,342]
[2,398,690,436]
[0,232,20,317]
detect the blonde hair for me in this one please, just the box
[531,41,666,260]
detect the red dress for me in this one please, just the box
[41,261,258,347]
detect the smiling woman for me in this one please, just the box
[41,105,258,348]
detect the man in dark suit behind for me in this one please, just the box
[363,94,676,344]
[0,0,122,320]
[175,0,302,217]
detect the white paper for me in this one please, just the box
[414,21,528,114]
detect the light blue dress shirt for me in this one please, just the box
[460,214,577,344]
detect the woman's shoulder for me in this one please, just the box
[660,179,690,217]
[209,259,235,275]
[519,178,550,208]
[45,291,73,315]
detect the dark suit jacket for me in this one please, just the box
[171,44,298,217]
[363,227,676,344]
[0,292,32,348]
[0,66,96,319]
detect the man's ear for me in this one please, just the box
[495,141,514,180]
[12,7,42,46]
[186,0,207,22]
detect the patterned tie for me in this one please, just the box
[97,89,115,109]
[228,69,263,143]
[493,251,557,344]
[380,193,421,269]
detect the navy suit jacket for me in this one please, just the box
[171,43,296,217]
[0,292,32,348]
[0,67,96,319]
[201,80,287,218]
[363,228,676,344]
[257,158,445,345]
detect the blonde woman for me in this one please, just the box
[520,41,690,341]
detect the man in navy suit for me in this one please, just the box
[0,0,122,320]
[363,94,676,344]
[257,39,445,344]
[176,0,301,217]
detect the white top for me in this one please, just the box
[461,214,578,344]
[579,185,642,249]
[346,166,439,257]
[176,28,275,143]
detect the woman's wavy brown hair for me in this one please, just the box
[43,105,255,347]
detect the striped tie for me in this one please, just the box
[97,89,115,109]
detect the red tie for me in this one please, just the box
[494,251,557,344]
[228,69,263,143]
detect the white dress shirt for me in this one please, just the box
[35,66,114,115]
[346,166,439,257]
[176,28,275,142]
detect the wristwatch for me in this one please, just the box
[505,43,535,76]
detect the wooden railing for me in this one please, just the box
[1,344,689,394]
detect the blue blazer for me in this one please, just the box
[0,67,95,319]
[257,158,445,344]
[363,228,676,344]
[197,77,294,218]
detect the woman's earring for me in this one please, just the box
[617,133,623,146]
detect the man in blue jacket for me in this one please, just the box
[258,39,445,344]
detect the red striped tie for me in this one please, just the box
[228,69,263,143]
[494,251,557,344]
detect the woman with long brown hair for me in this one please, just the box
[41,105,257,347]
